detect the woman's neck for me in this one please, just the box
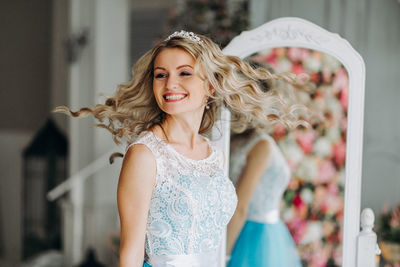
[160,115,203,150]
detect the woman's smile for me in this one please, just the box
[163,93,188,102]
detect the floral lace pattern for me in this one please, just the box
[129,131,237,256]
[229,133,290,219]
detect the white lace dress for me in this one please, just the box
[128,131,237,267]
[229,132,290,223]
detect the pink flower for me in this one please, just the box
[340,85,348,111]
[325,194,344,215]
[287,47,303,62]
[309,72,321,84]
[333,139,346,168]
[333,245,343,265]
[272,123,286,141]
[312,186,327,212]
[333,67,349,94]
[309,242,330,267]
[265,53,277,65]
[316,160,336,183]
[292,63,306,75]
[300,48,311,62]
[286,218,307,244]
[321,67,333,83]
[337,227,343,243]
[293,194,308,218]
[327,182,339,195]
[389,206,400,228]
[295,130,317,154]
[341,117,348,132]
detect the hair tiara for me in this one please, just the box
[165,30,203,44]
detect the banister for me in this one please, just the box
[47,148,120,201]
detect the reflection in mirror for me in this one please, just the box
[228,47,348,267]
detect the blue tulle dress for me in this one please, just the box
[127,131,237,267]
[228,132,302,267]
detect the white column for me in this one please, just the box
[67,0,96,265]
[91,0,129,263]
[67,0,130,265]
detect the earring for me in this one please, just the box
[205,99,210,109]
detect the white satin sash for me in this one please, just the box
[247,208,280,224]
[147,251,218,267]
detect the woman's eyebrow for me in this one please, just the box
[177,64,193,69]
[154,64,193,71]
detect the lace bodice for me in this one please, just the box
[129,131,237,262]
[229,132,290,222]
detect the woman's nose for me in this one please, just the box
[166,74,179,90]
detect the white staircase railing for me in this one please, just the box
[47,148,119,201]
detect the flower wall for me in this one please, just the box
[248,47,349,267]
[167,0,249,47]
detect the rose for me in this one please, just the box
[316,160,336,184]
[295,130,317,154]
[332,139,346,169]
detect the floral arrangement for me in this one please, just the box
[167,0,249,47]
[248,47,348,267]
[377,203,400,265]
[378,203,400,243]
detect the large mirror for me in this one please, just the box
[219,17,366,267]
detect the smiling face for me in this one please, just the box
[152,48,210,117]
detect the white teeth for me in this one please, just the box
[165,94,186,100]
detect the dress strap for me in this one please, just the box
[126,131,161,156]
[125,131,165,185]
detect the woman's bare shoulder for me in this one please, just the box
[123,143,156,170]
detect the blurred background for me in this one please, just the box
[0,0,399,266]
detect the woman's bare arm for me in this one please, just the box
[226,139,271,254]
[118,144,156,267]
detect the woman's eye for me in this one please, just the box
[155,73,167,79]
[180,71,192,76]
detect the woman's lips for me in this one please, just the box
[163,93,187,102]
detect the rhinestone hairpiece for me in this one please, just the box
[165,30,203,44]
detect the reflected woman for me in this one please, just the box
[227,72,303,267]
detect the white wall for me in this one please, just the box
[0,0,53,264]
[0,1,51,130]
[249,0,400,214]
[50,0,70,135]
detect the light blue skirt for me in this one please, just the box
[143,262,151,267]
[228,220,302,267]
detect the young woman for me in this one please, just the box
[55,30,303,267]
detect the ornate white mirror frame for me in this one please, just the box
[218,17,366,267]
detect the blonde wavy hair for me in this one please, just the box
[55,32,306,146]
